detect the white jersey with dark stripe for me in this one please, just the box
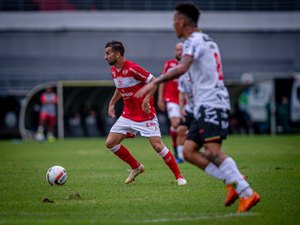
[183,31,230,119]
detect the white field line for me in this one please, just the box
[0,212,259,224]
[135,212,259,223]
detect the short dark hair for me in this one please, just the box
[105,41,125,56]
[175,3,200,25]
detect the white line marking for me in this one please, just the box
[135,212,258,223]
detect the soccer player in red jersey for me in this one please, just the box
[35,87,57,142]
[104,41,187,185]
[157,42,183,162]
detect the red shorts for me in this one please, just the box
[39,112,56,127]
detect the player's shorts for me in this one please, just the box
[110,116,161,138]
[179,110,194,128]
[39,112,56,127]
[187,106,229,147]
[166,102,180,118]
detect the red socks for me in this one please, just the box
[112,145,182,180]
[159,147,182,179]
[113,145,140,169]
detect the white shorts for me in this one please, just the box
[166,102,180,118]
[110,116,161,137]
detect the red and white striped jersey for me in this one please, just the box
[111,60,156,122]
[40,92,57,116]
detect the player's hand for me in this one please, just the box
[157,99,165,111]
[108,104,116,118]
[135,82,156,98]
[142,101,151,114]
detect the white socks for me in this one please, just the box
[177,145,184,160]
[204,163,224,180]
[219,157,253,197]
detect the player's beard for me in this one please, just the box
[175,56,181,61]
[108,59,117,66]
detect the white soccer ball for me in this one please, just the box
[46,166,68,186]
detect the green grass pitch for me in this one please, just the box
[0,135,299,225]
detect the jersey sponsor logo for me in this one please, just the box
[221,121,229,129]
[203,107,219,125]
[120,92,133,98]
[204,114,219,125]
[146,122,158,131]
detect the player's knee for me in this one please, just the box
[149,138,164,152]
[170,117,180,129]
[203,149,224,166]
[171,122,180,129]
[203,145,217,158]
[105,139,116,149]
[153,143,165,152]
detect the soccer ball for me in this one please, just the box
[46,166,68,186]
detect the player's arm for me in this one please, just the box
[157,61,169,111]
[156,55,193,84]
[157,83,165,111]
[142,77,157,114]
[135,55,193,98]
[108,88,121,119]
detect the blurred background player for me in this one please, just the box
[157,42,183,162]
[35,87,57,142]
[104,41,186,186]
[176,73,194,162]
